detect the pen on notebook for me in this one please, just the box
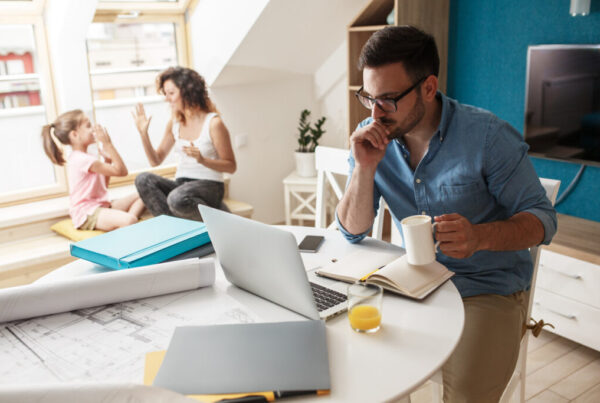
[359,267,382,281]
[217,390,330,402]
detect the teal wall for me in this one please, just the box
[447,0,600,221]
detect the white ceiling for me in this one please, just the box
[221,0,369,78]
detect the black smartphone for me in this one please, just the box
[298,235,325,253]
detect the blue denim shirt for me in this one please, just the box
[336,93,557,298]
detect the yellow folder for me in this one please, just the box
[144,350,288,402]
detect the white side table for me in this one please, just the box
[283,171,318,226]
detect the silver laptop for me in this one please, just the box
[198,205,348,320]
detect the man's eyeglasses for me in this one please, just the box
[355,77,426,113]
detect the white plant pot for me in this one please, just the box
[294,151,316,177]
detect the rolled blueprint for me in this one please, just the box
[0,258,215,324]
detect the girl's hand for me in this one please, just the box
[131,103,152,134]
[94,124,112,145]
[98,147,112,163]
[183,143,205,164]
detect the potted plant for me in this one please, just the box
[295,109,326,177]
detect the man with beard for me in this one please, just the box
[336,26,557,402]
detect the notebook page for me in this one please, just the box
[372,256,449,295]
[317,250,401,282]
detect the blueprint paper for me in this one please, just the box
[0,258,215,323]
[0,284,258,385]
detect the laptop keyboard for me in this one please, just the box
[310,282,347,312]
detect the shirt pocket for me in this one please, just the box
[440,182,487,218]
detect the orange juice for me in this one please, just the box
[349,305,381,331]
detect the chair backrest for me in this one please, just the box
[527,177,561,317]
[314,146,385,236]
[500,177,561,403]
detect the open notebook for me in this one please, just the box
[316,250,454,300]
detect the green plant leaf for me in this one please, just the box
[296,109,312,152]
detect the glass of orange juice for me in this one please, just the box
[347,283,383,333]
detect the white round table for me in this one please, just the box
[276,227,464,402]
[18,226,464,403]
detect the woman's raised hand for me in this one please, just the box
[131,103,152,134]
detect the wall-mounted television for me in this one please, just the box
[524,44,600,166]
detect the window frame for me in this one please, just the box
[0,0,45,16]
[0,13,65,207]
[96,0,192,15]
[86,11,190,186]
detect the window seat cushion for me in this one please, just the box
[50,219,105,242]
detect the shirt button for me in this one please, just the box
[416,178,422,184]
[421,211,427,215]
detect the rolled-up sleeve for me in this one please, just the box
[335,210,369,243]
[484,120,558,245]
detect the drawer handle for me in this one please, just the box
[535,302,577,320]
[541,264,582,280]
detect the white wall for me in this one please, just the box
[210,75,317,223]
[188,0,269,85]
[314,41,351,149]
[45,0,97,114]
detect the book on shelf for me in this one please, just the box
[70,215,210,270]
[316,249,454,300]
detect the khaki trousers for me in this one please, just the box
[442,291,528,403]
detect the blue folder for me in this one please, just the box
[70,215,210,270]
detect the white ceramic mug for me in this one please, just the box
[400,215,440,265]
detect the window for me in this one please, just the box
[0,0,192,205]
[0,25,41,110]
[87,6,190,183]
[87,22,178,102]
[0,17,62,204]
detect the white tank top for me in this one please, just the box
[172,112,223,182]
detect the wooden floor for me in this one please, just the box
[409,330,600,402]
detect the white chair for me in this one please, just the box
[499,177,561,403]
[422,177,561,403]
[314,146,385,238]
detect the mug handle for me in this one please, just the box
[432,222,440,253]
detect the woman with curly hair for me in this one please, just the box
[132,67,236,221]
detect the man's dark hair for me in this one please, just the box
[358,25,439,82]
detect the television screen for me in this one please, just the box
[524,45,600,166]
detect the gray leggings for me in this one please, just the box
[135,172,227,221]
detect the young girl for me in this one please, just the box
[41,110,145,231]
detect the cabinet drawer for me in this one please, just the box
[536,249,600,308]
[532,288,600,352]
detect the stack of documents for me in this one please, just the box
[149,321,331,399]
[71,215,210,270]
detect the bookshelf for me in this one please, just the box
[347,0,449,134]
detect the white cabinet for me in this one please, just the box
[533,247,600,352]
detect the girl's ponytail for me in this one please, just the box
[41,123,65,165]
[40,109,85,166]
